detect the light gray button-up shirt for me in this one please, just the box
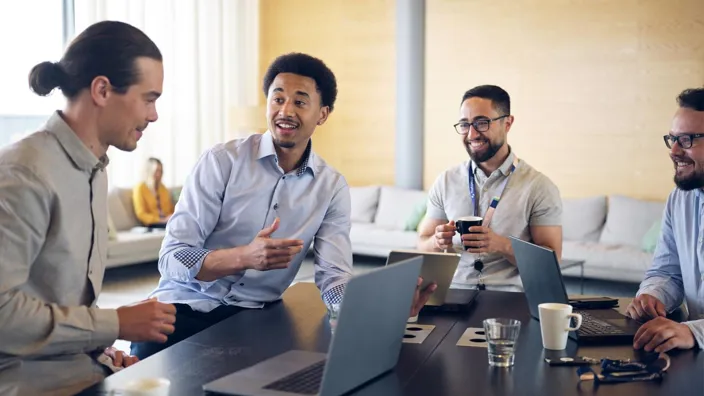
[0,111,119,395]
[150,131,353,312]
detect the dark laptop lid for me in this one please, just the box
[510,237,570,321]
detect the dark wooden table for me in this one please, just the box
[81,284,703,396]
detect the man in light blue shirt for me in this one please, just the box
[629,88,704,353]
[131,53,434,359]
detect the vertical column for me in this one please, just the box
[62,0,75,45]
[395,0,425,190]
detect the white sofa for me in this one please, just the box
[348,186,664,284]
[106,182,665,285]
[106,187,169,268]
[560,195,663,283]
[349,186,428,257]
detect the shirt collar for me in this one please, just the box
[45,111,109,173]
[471,146,516,178]
[257,130,316,177]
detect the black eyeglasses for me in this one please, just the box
[454,115,509,135]
[663,133,704,149]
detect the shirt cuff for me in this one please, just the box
[636,284,677,313]
[89,308,120,351]
[425,205,447,221]
[173,248,218,292]
[321,283,346,306]
[684,319,704,350]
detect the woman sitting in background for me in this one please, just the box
[133,157,175,229]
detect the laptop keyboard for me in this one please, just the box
[576,311,626,335]
[262,360,326,395]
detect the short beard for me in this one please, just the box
[465,139,504,163]
[273,139,295,149]
[674,171,704,191]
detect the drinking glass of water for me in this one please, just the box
[326,302,342,334]
[483,318,521,367]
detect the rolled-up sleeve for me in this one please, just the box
[314,178,354,305]
[0,165,118,356]
[158,149,229,291]
[637,194,684,312]
[529,176,562,226]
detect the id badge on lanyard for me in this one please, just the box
[468,157,518,227]
[467,157,518,289]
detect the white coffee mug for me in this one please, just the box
[117,377,171,396]
[538,303,582,350]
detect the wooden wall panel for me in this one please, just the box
[425,0,704,200]
[259,0,396,186]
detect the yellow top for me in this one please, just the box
[132,182,175,226]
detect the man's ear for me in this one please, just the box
[504,115,515,134]
[90,76,111,107]
[316,106,330,126]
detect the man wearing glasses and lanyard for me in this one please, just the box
[417,85,563,291]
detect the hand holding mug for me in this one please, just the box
[454,216,482,251]
[433,220,455,250]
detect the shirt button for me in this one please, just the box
[239,283,244,286]
[273,203,279,210]
[282,176,286,180]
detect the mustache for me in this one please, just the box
[274,117,299,124]
[671,154,693,162]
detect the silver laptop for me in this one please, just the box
[202,256,423,396]
[386,250,460,306]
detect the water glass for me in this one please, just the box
[483,318,521,367]
[326,302,342,333]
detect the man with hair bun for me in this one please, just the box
[0,20,176,395]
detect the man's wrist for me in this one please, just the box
[498,235,511,255]
[229,245,250,272]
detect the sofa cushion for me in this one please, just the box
[107,188,135,231]
[599,195,665,248]
[404,200,427,231]
[349,186,380,223]
[350,223,418,250]
[563,240,653,274]
[108,230,165,258]
[373,186,427,231]
[641,219,662,253]
[562,196,607,242]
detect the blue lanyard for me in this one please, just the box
[468,159,518,223]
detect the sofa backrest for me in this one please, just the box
[373,186,427,231]
[107,187,141,231]
[349,185,381,224]
[562,196,608,242]
[599,195,665,248]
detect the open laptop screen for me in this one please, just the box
[510,237,571,321]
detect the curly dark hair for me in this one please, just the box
[677,88,704,111]
[460,85,511,115]
[262,53,338,112]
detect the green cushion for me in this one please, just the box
[404,200,427,231]
[641,219,662,253]
[170,186,183,203]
